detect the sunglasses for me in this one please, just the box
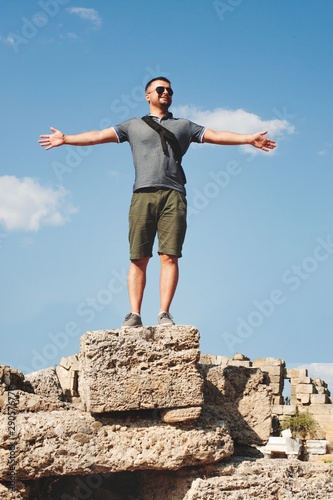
[148,86,174,96]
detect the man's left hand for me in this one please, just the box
[250,130,276,152]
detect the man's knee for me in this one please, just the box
[159,254,178,265]
[130,256,150,269]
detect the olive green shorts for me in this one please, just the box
[128,188,187,260]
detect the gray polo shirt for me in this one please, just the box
[113,112,206,194]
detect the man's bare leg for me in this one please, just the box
[127,257,150,314]
[159,254,179,314]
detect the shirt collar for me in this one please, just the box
[148,111,173,121]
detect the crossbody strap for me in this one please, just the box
[141,116,187,184]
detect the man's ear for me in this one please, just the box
[145,93,150,103]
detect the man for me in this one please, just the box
[39,77,276,328]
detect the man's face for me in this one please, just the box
[146,80,173,109]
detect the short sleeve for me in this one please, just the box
[188,121,206,143]
[113,119,132,143]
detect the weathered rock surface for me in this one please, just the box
[201,364,272,445]
[0,366,25,394]
[56,354,80,401]
[3,458,332,500]
[24,367,64,401]
[160,406,202,423]
[79,326,204,413]
[0,410,233,481]
[0,390,69,414]
[183,459,333,499]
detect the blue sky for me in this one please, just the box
[1,1,333,391]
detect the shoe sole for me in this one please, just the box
[120,324,143,329]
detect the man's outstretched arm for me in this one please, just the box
[39,126,118,150]
[202,129,276,152]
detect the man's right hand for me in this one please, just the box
[39,127,65,150]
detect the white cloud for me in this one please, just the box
[174,105,295,155]
[67,7,102,28]
[298,363,333,392]
[0,176,77,232]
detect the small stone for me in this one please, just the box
[160,406,202,423]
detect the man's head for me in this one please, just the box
[145,77,173,111]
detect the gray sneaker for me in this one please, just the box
[121,313,143,328]
[158,312,175,326]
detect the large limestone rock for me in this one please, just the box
[200,364,272,445]
[183,459,333,500]
[4,458,333,500]
[0,410,233,481]
[0,366,25,394]
[79,325,204,413]
[24,367,64,401]
[56,354,80,401]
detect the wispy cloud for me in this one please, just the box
[2,35,16,47]
[67,7,102,28]
[0,176,77,232]
[174,105,295,154]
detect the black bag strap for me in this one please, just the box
[141,116,187,184]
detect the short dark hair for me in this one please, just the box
[145,76,171,93]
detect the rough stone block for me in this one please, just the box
[286,368,308,379]
[264,358,285,367]
[252,358,267,367]
[58,354,79,371]
[0,366,25,395]
[313,378,327,388]
[0,390,68,413]
[269,375,283,384]
[297,393,310,404]
[160,406,202,423]
[311,394,330,404]
[201,365,272,445]
[299,376,312,384]
[232,353,250,361]
[199,354,230,366]
[0,410,233,480]
[296,384,314,394]
[79,326,204,413]
[272,395,283,405]
[227,360,251,368]
[24,367,63,401]
[270,383,282,395]
[272,405,284,415]
[283,405,297,415]
[265,366,283,376]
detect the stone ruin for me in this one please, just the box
[201,354,333,444]
[0,325,332,499]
